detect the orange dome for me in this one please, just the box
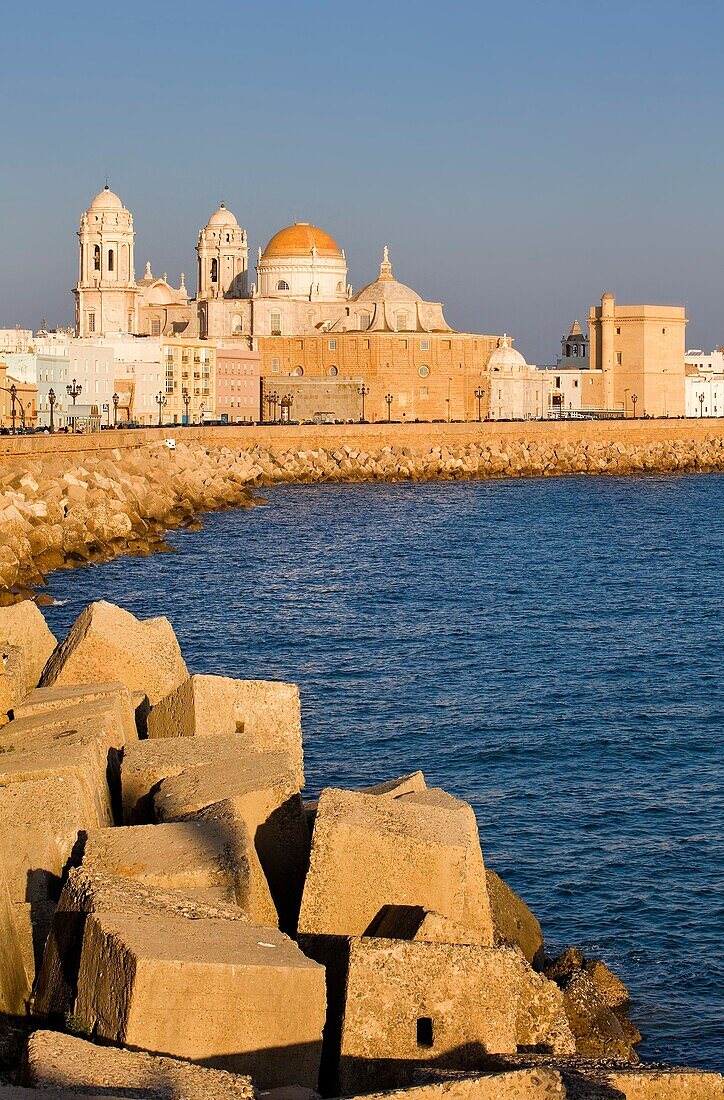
[262,222,342,259]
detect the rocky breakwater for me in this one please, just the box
[0,441,259,598]
[0,599,721,1100]
[4,431,724,595]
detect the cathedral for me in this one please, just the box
[74,186,551,422]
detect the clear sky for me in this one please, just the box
[1,0,722,361]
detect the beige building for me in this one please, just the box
[588,293,686,417]
[161,338,216,424]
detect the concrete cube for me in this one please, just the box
[121,734,246,823]
[483,1058,724,1099]
[14,681,138,746]
[297,788,494,944]
[0,849,28,1016]
[24,1029,255,1100]
[0,646,27,722]
[40,600,187,705]
[82,820,276,923]
[147,674,304,787]
[486,869,544,969]
[154,751,309,933]
[302,937,571,1094]
[34,865,254,1019]
[74,908,326,1088]
[342,1071,566,1099]
[0,601,57,693]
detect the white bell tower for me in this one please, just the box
[197,203,248,301]
[75,185,138,338]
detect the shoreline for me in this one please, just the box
[1,423,724,597]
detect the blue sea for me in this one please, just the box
[42,475,724,1070]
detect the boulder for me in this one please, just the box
[154,750,309,933]
[298,788,494,945]
[23,1029,254,1100]
[147,674,304,788]
[73,907,325,1088]
[0,602,57,693]
[40,601,187,705]
[560,970,636,1061]
[584,958,630,1008]
[486,868,544,968]
[82,820,276,923]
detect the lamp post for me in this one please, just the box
[698,391,705,418]
[112,391,119,427]
[156,391,167,426]
[280,392,294,423]
[182,386,191,425]
[384,393,393,422]
[66,378,82,431]
[266,390,279,423]
[474,386,484,422]
[48,388,56,433]
[9,384,17,434]
[358,383,369,422]
[631,393,638,419]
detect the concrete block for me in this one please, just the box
[304,771,427,830]
[147,674,304,787]
[560,971,635,1061]
[301,937,571,1094]
[154,751,309,933]
[0,601,57,692]
[73,907,325,1088]
[341,1071,566,1099]
[34,865,254,1019]
[14,681,137,746]
[0,646,27,721]
[24,1029,255,1100]
[0,1090,129,1100]
[83,820,276,923]
[0,848,28,1016]
[298,788,494,944]
[486,869,544,969]
[482,1057,724,1099]
[40,601,187,705]
[121,733,245,823]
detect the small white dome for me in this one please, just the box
[89,185,124,211]
[206,202,239,227]
[488,334,528,371]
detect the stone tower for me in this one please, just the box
[75,185,138,338]
[196,204,248,302]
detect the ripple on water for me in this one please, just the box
[42,475,724,1071]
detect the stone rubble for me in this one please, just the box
[0,599,720,1100]
[3,433,724,595]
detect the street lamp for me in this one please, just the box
[156,391,167,426]
[9,384,17,434]
[182,386,191,425]
[474,386,484,422]
[631,393,638,419]
[384,393,393,422]
[280,392,294,423]
[698,391,705,418]
[66,378,82,405]
[266,390,279,423]
[358,383,369,422]
[112,391,119,427]
[48,388,56,433]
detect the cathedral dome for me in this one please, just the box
[206,203,239,227]
[488,335,528,371]
[262,222,342,259]
[89,185,124,211]
[354,277,420,304]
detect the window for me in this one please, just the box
[418,365,430,378]
[357,313,370,330]
[328,366,338,377]
[555,376,561,388]
[328,339,337,350]
[271,358,280,373]
[616,352,622,365]
[93,245,101,271]
[662,328,666,334]
[211,259,218,283]
[420,339,430,351]
[151,318,161,336]
[127,310,134,332]
[573,379,579,388]
[270,312,282,335]
[276,280,290,291]
[420,386,428,397]
[108,249,114,272]
[294,366,304,376]
[88,311,96,333]
[232,315,243,334]
[616,327,621,335]
[394,312,408,332]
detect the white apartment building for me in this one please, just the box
[685,350,724,418]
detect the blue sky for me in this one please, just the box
[1,0,722,360]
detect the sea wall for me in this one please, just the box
[1,421,724,594]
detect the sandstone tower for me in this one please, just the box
[75,186,138,338]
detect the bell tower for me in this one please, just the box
[197,203,248,301]
[75,185,138,338]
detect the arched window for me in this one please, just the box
[211,259,218,283]
[232,314,243,334]
[337,281,345,293]
[276,280,290,291]
[328,365,338,377]
[93,245,101,271]
[108,249,114,272]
